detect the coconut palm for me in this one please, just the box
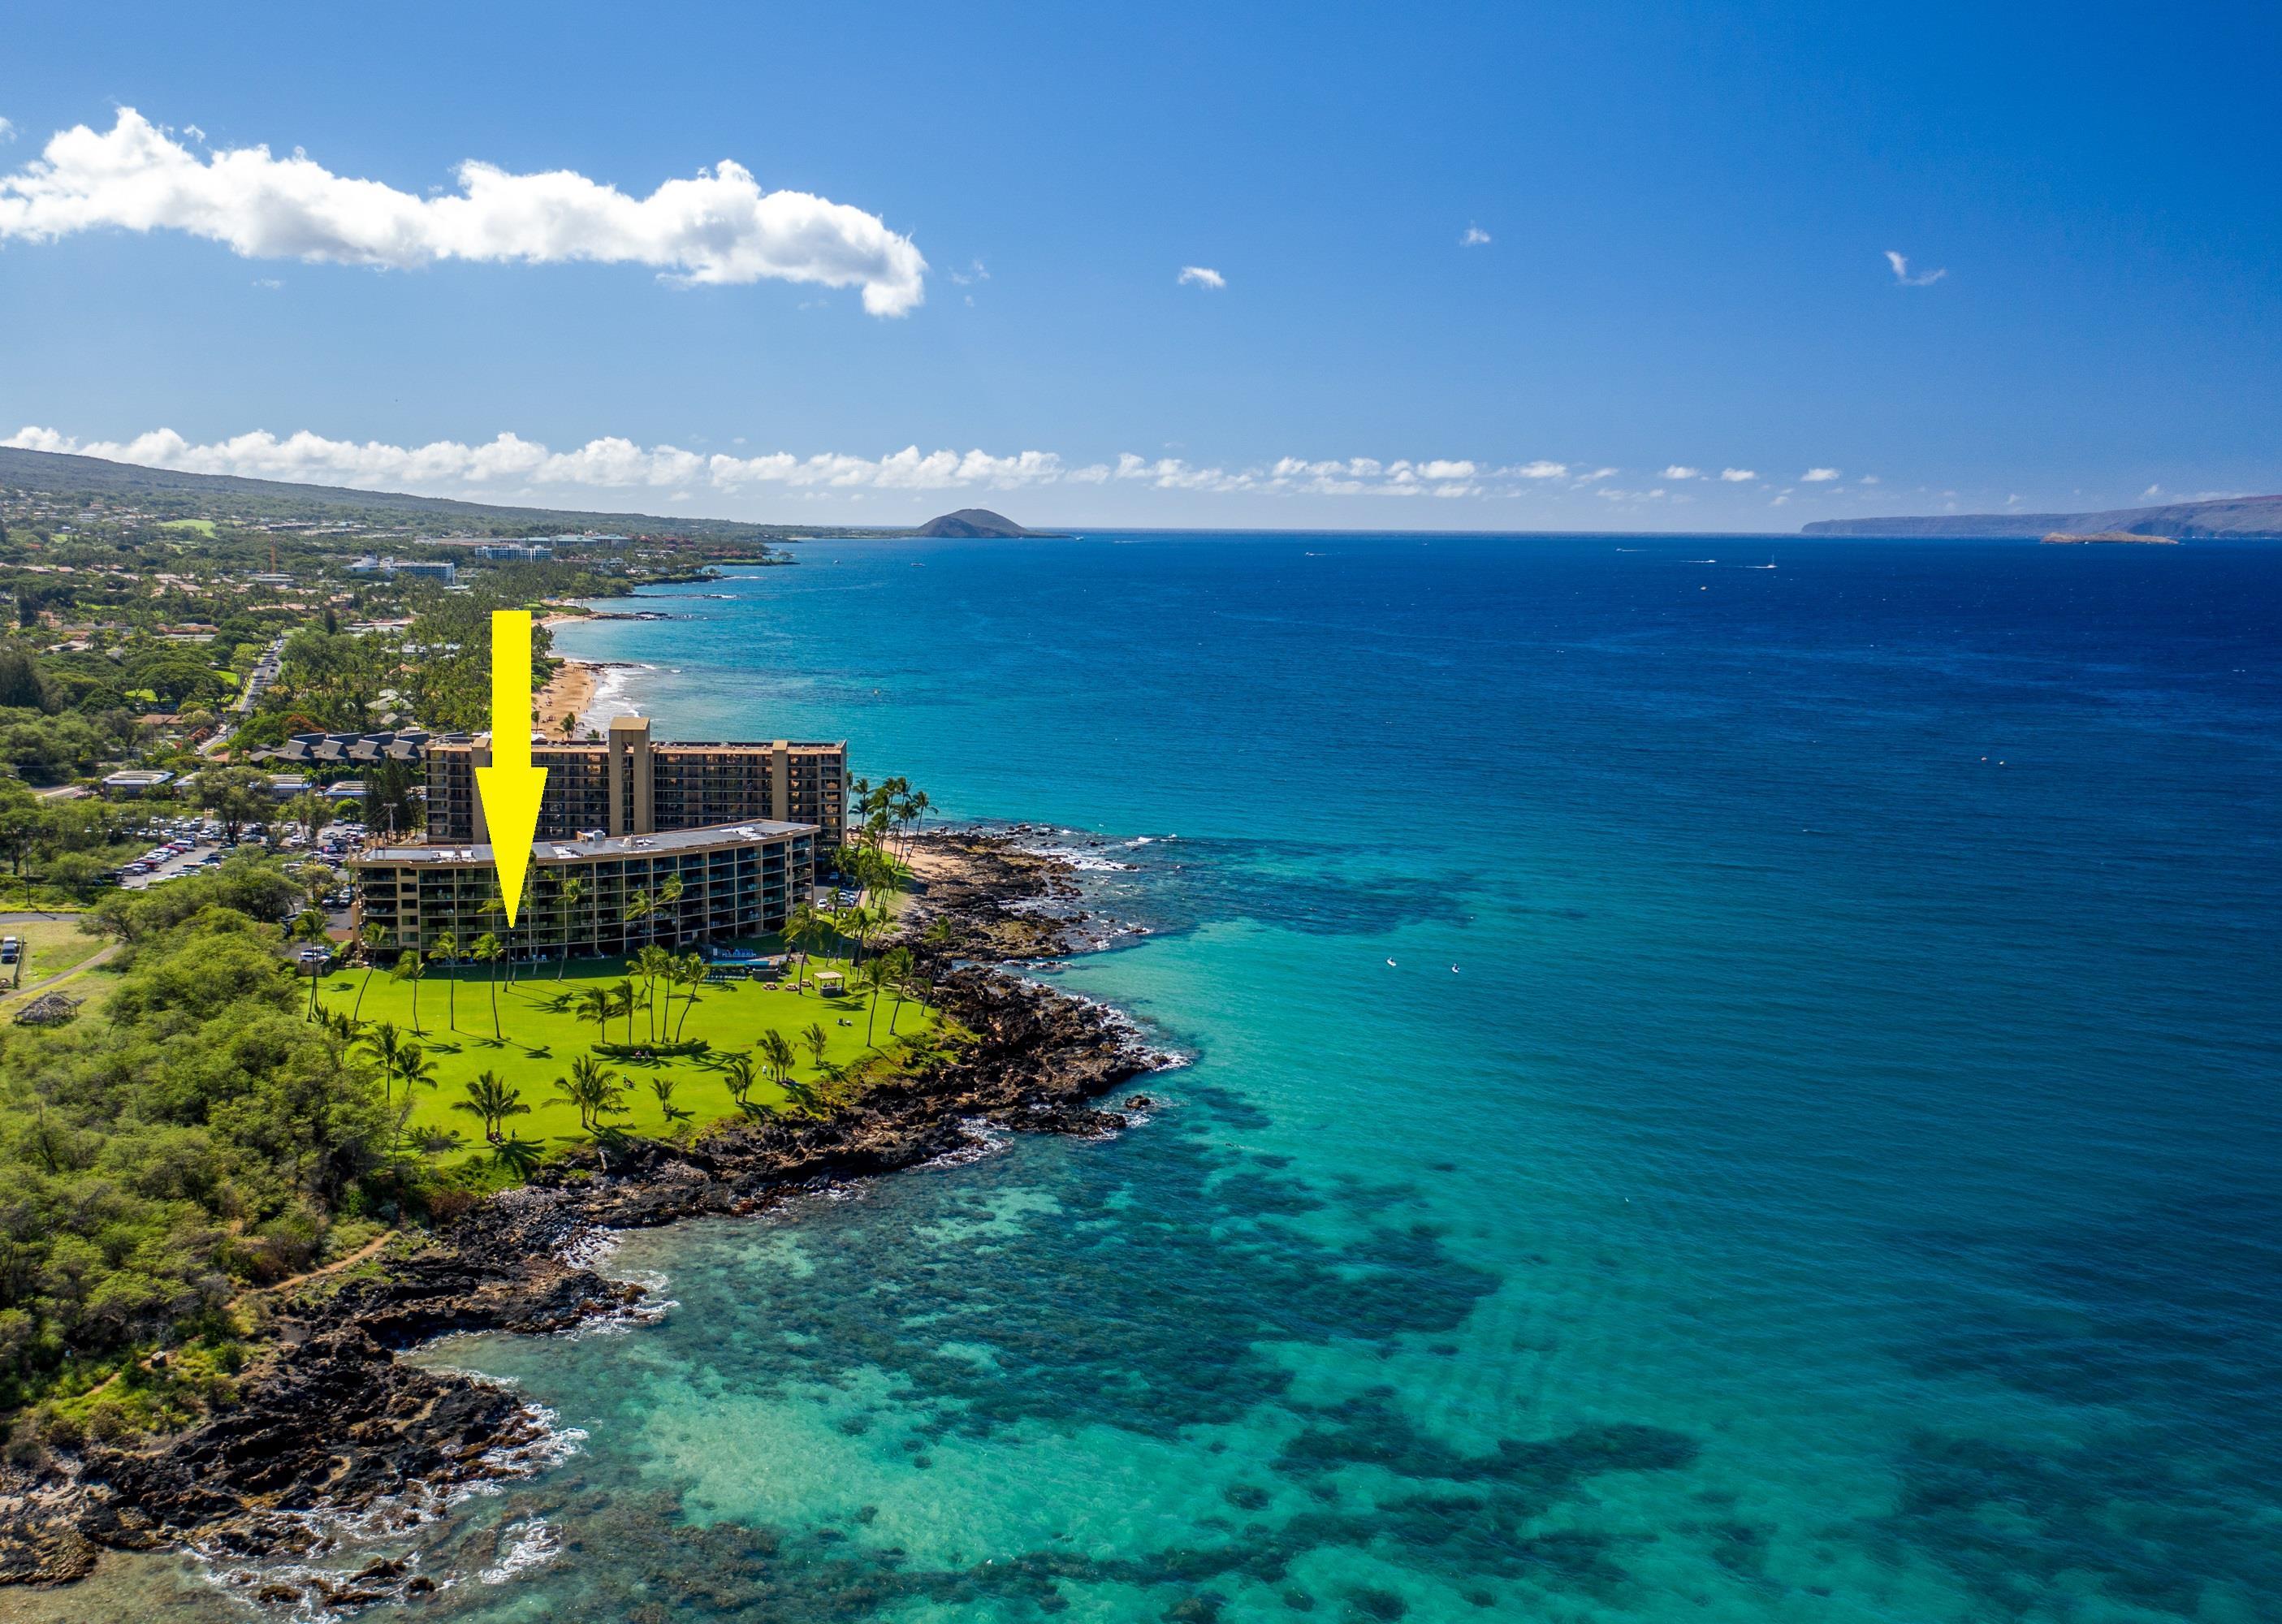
[857,957,888,1046]
[649,1075,689,1124]
[575,985,614,1045]
[470,931,504,1040]
[802,1021,828,1071]
[452,1069,529,1143]
[290,909,331,1018]
[658,873,685,948]
[391,949,426,1034]
[880,946,916,1034]
[397,1042,440,1103]
[555,874,585,977]
[722,1052,758,1109]
[357,1019,406,1106]
[553,1053,626,1135]
[632,944,674,1040]
[625,888,653,959]
[758,1028,795,1091]
[609,977,638,1044]
[429,930,460,1028]
[351,922,387,1021]
[671,952,707,1041]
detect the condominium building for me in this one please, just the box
[424,715,846,848]
[349,820,815,959]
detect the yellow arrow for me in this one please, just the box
[474,609,547,926]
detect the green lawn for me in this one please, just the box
[1,917,103,983]
[316,949,940,1164]
[157,518,218,537]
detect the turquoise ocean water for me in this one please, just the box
[25,533,2281,1622]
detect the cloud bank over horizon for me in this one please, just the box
[0,108,928,314]
[0,422,1865,519]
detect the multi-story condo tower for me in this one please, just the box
[424,715,846,848]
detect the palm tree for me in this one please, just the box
[625,888,653,961]
[609,977,638,1044]
[430,930,460,1029]
[291,909,331,1018]
[758,1029,795,1092]
[649,1075,689,1124]
[722,1052,758,1108]
[391,949,426,1034]
[784,903,823,992]
[575,985,614,1046]
[554,1054,625,1134]
[671,952,707,1041]
[555,874,585,978]
[452,1069,529,1143]
[802,1020,828,1072]
[470,931,504,1040]
[632,944,673,1041]
[658,873,685,948]
[357,1019,406,1107]
[351,922,387,1021]
[880,946,916,1034]
[857,957,888,1046]
[397,1042,440,1104]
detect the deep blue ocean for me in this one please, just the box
[27,533,2280,1623]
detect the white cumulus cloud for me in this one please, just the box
[6,422,1782,512]
[1177,265,1225,289]
[1662,465,1701,480]
[1884,250,1946,287]
[1459,224,1491,247]
[1801,467,1842,482]
[0,107,927,314]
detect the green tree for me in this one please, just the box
[648,1075,689,1125]
[722,1052,758,1108]
[198,765,274,845]
[758,1029,795,1092]
[552,1054,625,1135]
[451,1070,529,1143]
[429,930,460,1029]
[351,922,387,1021]
[554,873,584,978]
[391,949,426,1034]
[802,1021,828,1071]
[857,956,888,1046]
[357,1019,406,1107]
[671,952,707,1041]
[880,946,916,1034]
[470,931,504,1040]
[289,908,331,1019]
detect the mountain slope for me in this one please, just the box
[1801,494,2282,539]
[0,445,842,539]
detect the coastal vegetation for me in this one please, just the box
[0,849,954,1445]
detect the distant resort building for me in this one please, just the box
[349,715,845,958]
[254,728,433,770]
[346,555,458,584]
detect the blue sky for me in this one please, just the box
[2,1,2276,531]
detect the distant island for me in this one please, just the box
[2042,531,2180,546]
[907,508,1070,539]
[1802,493,2282,540]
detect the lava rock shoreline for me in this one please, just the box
[0,832,1166,1596]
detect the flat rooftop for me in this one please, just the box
[426,736,845,754]
[352,818,818,868]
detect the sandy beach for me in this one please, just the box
[535,658,599,737]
